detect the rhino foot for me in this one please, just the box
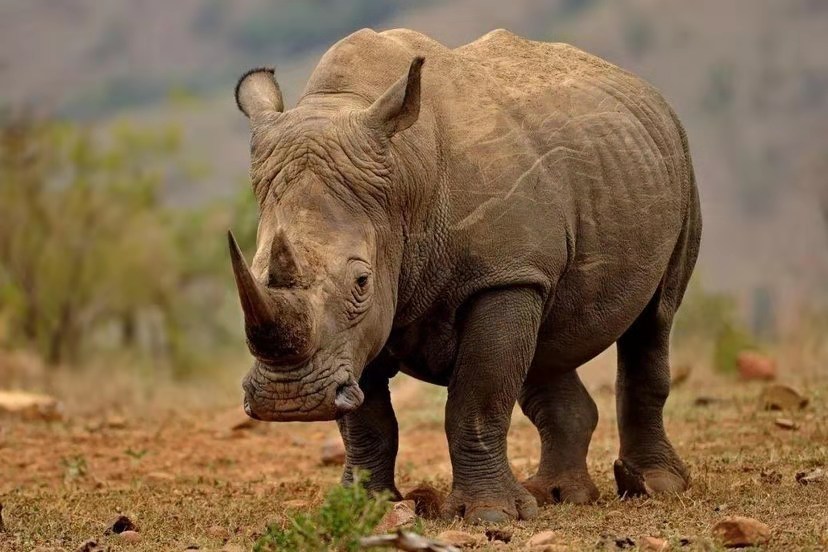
[613,458,689,498]
[441,477,538,523]
[522,471,600,505]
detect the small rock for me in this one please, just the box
[437,529,485,547]
[693,396,722,407]
[118,530,141,544]
[404,484,444,519]
[105,414,127,429]
[0,390,63,421]
[214,406,258,435]
[760,384,808,411]
[712,516,770,548]
[320,436,346,466]
[75,540,105,552]
[146,471,175,483]
[795,467,825,485]
[759,470,782,485]
[737,351,776,380]
[527,531,560,547]
[640,536,669,551]
[485,528,512,543]
[376,500,416,532]
[671,364,691,387]
[105,515,137,535]
[774,418,798,430]
[206,525,229,540]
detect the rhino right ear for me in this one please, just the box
[365,57,424,137]
[235,67,284,119]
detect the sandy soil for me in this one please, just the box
[1,354,826,551]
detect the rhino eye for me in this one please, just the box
[356,274,369,289]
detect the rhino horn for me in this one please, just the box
[268,228,303,288]
[228,230,274,328]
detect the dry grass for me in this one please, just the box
[1,351,827,551]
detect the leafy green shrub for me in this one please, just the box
[674,278,759,373]
[712,321,757,374]
[0,116,258,375]
[254,470,391,552]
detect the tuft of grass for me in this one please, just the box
[253,469,391,552]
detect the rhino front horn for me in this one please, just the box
[228,230,274,328]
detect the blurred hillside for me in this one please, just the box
[1,0,827,331]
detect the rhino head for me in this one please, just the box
[230,57,424,421]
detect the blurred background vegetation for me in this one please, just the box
[0,0,826,391]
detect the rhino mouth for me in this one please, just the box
[242,358,363,422]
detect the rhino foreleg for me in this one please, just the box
[337,358,402,500]
[442,287,543,523]
[518,370,600,505]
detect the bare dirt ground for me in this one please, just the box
[1,352,826,551]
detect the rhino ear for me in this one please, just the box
[235,67,284,119]
[365,57,424,137]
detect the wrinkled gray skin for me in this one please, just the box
[230,29,701,523]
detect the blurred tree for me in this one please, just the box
[0,116,255,376]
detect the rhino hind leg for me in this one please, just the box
[614,289,690,498]
[337,361,402,500]
[518,370,600,505]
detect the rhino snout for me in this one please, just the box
[241,360,361,422]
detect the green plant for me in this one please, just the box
[253,470,391,552]
[712,321,757,374]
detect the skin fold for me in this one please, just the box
[230,28,701,523]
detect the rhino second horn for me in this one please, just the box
[228,230,274,328]
[268,228,303,288]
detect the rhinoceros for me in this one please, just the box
[229,28,701,522]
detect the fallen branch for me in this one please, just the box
[360,530,460,552]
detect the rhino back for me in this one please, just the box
[303,29,696,367]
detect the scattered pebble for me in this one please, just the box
[527,531,560,547]
[671,364,691,387]
[795,467,825,485]
[118,530,142,544]
[105,514,137,535]
[736,351,776,380]
[75,540,105,552]
[485,528,512,543]
[774,418,798,430]
[437,529,485,548]
[0,390,63,421]
[640,536,669,551]
[712,516,771,548]
[693,396,722,407]
[214,406,258,436]
[404,484,444,519]
[760,384,808,411]
[145,471,175,483]
[375,500,416,532]
[206,525,230,540]
[320,436,346,466]
[759,470,782,485]
[105,414,127,429]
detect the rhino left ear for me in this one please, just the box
[365,57,424,137]
[235,67,284,119]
